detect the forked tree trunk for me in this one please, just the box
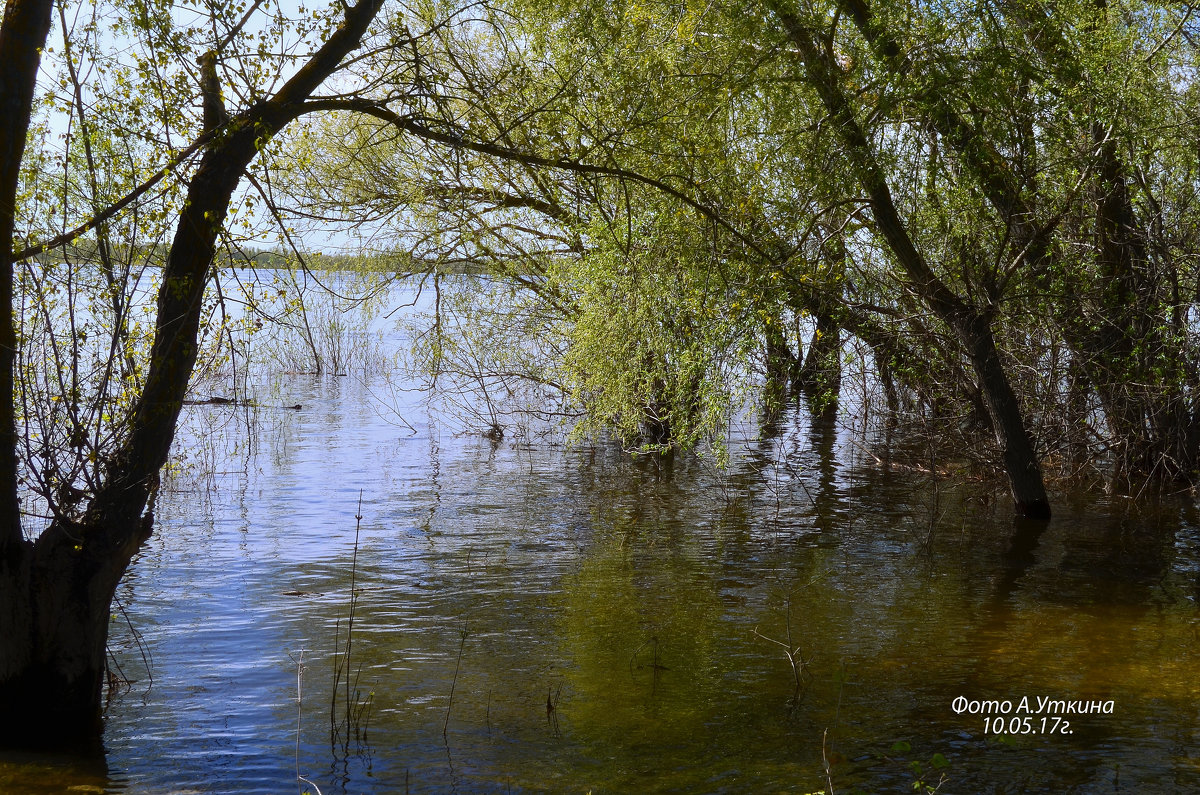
[0,0,384,746]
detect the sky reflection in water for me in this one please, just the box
[5,322,1200,794]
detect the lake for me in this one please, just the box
[2,277,1198,793]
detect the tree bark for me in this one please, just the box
[961,315,1051,518]
[769,2,1051,518]
[765,316,799,399]
[797,312,840,407]
[0,513,151,747]
[0,0,54,552]
[994,0,1195,486]
[0,0,384,745]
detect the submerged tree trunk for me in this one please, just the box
[797,311,841,405]
[0,513,151,746]
[961,316,1051,519]
[0,0,97,744]
[764,315,801,416]
[796,231,846,404]
[0,0,384,746]
[770,3,1051,518]
[765,316,800,395]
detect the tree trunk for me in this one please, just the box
[0,74,263,749]
[764,315,799,410]
[797,311,840,402]
[765,316,799,391]
[770,3,1051,518]
[0,514,151,747]
[0,0,54,551]
[0,0,384,747]
[961,315,1051,518]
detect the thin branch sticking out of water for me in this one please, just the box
[444,629,468,741]
[331,491,373,758]
[292,650,325,795]
[753,595,809,701]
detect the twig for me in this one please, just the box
[444,630,467,740]
[114,595,154,691]
[822,727,835,795]
[752,624,806,693]
[345,491,363,733]
[292,650,310,795]
[331,491,367,753]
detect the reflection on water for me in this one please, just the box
[4,369,1200,792]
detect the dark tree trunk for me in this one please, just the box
[0,0,54,551]
[960,316,1051,519]
[0,100,262,750]
[797,311,841,403]
[765,317,800,393]
[0,130,257,749]
[771,3,1051,518]
[796,231,846,404]
[1001,0,1197,488]
[0,513,151,746]
[0,0,384,746]
[764,315,800,415]
[878,357,899,415]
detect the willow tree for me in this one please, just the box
[269,0,1046,507]
[504,0,1200,512]
[274,0,847,453]
[0,0,402,745]
[272,0,1200,516]
[759,0,1200,503]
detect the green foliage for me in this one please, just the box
[17,0,1200,498]
[9,0,405,526]
[261,0,1200,487]
[884,740,950,793]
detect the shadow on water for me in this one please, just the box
[0,749,113,793]
[993,517,1049,604]
[947,498,1197,793]
[806,397,842,535]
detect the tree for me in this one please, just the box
[759,0,1052,516]
[300,0,1200,518]
[0,0,392,745]
[766,0,1200,502]
[276,0,835,455]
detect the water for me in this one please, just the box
[3,284,1200,793]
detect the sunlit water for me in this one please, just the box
[3,281,1200,793]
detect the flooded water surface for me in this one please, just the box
[3,283,1199,793]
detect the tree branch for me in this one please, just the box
[299,98,774,263]
[12,133,213,263]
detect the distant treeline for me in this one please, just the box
[31,240,496,275]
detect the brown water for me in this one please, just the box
[2,360,1199,792]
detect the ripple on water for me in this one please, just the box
[17,364,1196,794]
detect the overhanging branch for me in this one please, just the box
[12,132,214,263]
[299,98,775,263]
